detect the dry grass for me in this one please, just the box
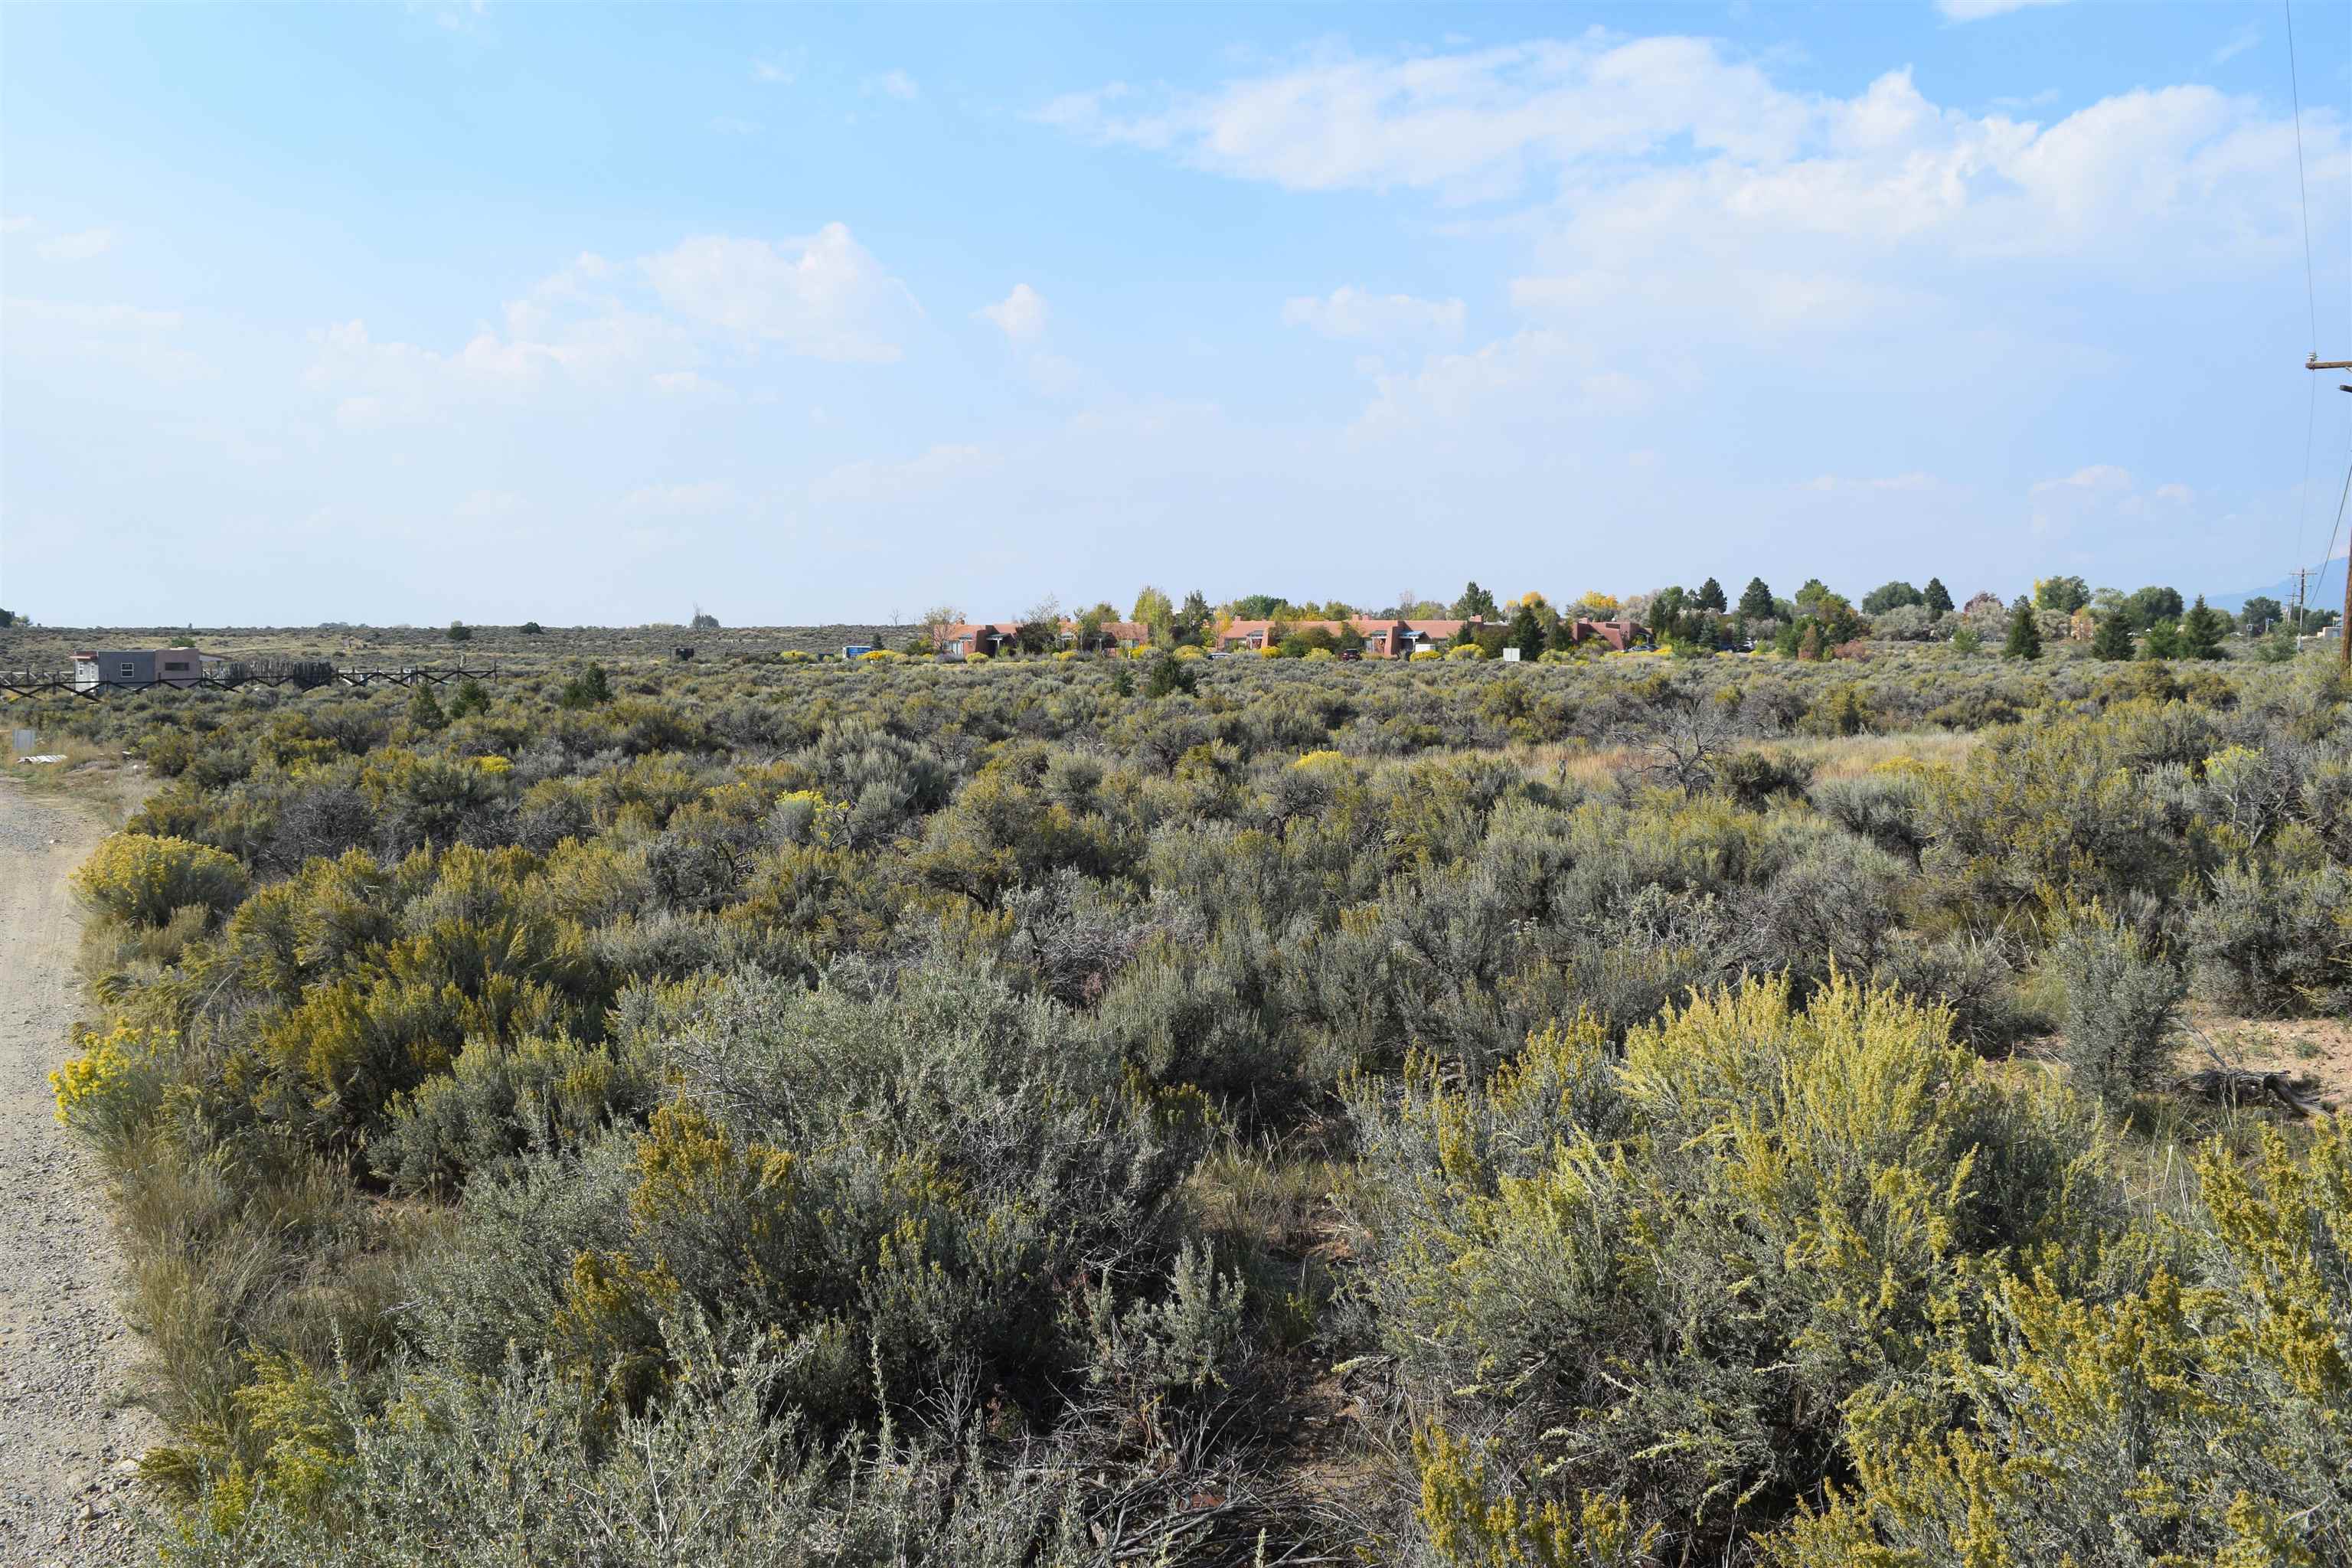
[1514,727,1979,789]
[1,733,150,821]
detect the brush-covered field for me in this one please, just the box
[18,638,2352,1566]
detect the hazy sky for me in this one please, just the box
[4,1,2350,626]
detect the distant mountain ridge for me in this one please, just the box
[2211,555,2347,615]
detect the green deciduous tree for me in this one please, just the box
[1130,586,1174,643]
[2125,585,2184,629]
[2033,575,2090,613]
[1861,580,1922,615]
[1015,595,1062,655]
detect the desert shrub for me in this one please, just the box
[1729,833,1907,994]
[74,831,249,926]
[1810,768,1929,861]
[153,1344,1125,1567]
[1351,975,2118,1560]
[2185,859,2352,1017]
[1710,748,1816,809]
[375,1031,658,1197]
[48,643,2347,1562]
[1778,1114,2352,1568]
[2050,910,2185,1109]
[414,963,1214,1429]
[1069,1238,1257,1461]
[1873,932,2036,1054]
[1919,702,2216,929]
[51,1020,175,1152]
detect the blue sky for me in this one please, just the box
[3,1,2348,626]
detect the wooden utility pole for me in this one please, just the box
[2304,357,2352,671]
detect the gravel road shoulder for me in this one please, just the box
[0,780,162,1566]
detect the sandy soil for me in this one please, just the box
[2190,1010,2352,1110]
[0,781,162,1566]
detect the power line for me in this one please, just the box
[2285,0,2319,354]
[2323,426,2351,582]
[2297,360,2318,572]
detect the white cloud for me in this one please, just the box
[36,227,116,261]
[976,283,1049,341]
[1042,42,2339,276]
[1348,328,1653,440]
[1041,38,1814,199]
[307,226,920,424]
[2028,465,2195,542]
[1938,0,2073,20]
[752,51,800,84]
[429,2,488,36]
[1282,286,1465,340]
[867,69,920,101]
[643,226,919,363]
[1,216,31,234]
[707,116,762,136]
[2211,26,2262,67]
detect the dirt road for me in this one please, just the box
[0,782,160,1566]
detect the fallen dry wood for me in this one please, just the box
[2172,1067,2338,1119]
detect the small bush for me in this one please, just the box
[2050,910,2184,1109]
[73,832,248,926]
[51,1021,172,1150]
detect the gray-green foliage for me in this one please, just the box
[155,1345,1111,1567]
[2052,913,2185,1108]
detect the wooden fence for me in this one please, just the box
[1,662,507,702]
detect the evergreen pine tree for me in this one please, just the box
[408,683,448,730]
[2141,619,2181,661]
[1738,577,1775,619]
[2002,596,2042,661]
[1452,581,1498,620]
[1510,603,1547,661]
[1922,577,1954,616]
[2178,596,2228,661]
[2090,612,2135,662]
[1695,577,1727,612]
